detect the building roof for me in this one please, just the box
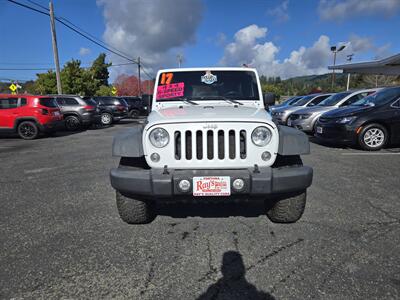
[329,53,400,75]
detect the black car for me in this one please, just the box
[315,87,400,150]
[120,95,151,118]
[91,97,129,126]
[50,95,100,131]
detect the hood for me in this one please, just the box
[294,106,334,115]
[273,105,304,114]
[323,105,375,118]
[148,105,272,124]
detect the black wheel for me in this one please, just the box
[266,191,306,223]
[358,123,388,151]
[17,121,39,140]
[100,112,113,126]
[129,109,140,118]
[116,191,155,224]
[65,115,81,131]
[266,154,306,223]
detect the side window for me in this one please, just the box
[64,98,79,106]
[19,98,27,106]
[341,94,362,106]
[55,98,65,106]
[0,98,18,109]
[307,95,328,106]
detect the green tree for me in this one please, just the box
[95,85,113,96]
[34,71,57,94]
[90,53,111,87]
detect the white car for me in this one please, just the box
[110,67,313,224]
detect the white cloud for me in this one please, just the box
[79,47,91,56]
[267,0,290,23]
[219,25,391,79]
[97,0,203,79]
[318,0,400,21]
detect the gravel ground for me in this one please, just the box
[1,120,399,299]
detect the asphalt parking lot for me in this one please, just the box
[1,120,399,299]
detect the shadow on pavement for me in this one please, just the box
[157,201,265,218]
[197,251,275,300]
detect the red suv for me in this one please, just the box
[0,94,63,140]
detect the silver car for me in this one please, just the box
[287,88,381,133]
[270,95,304,112]
[271,93,333,125]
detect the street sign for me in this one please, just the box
[111,86,117,95]
[9,83,17,94]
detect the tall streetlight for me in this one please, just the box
[346,54,354,91]
[330,45,346,89]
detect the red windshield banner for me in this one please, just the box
[157,82,184,100]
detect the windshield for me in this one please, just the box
[318,92,351,106]
[352,87,400,106]
[292,95,314,106]
[156,70,260,101]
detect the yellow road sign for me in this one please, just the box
[9,83,17,92]
[111,86,117,95]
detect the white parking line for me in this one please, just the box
[341,152,400,156]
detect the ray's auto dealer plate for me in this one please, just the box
[193,176,231,196]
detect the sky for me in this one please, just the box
[0,0,399,83]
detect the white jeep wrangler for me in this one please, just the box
[110,67,313,224]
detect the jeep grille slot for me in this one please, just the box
[173,128,248,162]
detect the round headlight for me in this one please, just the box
[251,126,272,147]
[149,128,169,148]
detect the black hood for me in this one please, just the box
[323,105,375,118]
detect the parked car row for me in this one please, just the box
[272,87,400,150]
[0,94,150,140]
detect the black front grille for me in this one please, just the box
[289,114,299,120]
[174,129,247,160]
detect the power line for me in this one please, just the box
[6,0,155,80]
[6,0,138,64]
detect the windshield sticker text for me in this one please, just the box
[157,82,184,100]
[201,71,217,84]
[160,73,174,85]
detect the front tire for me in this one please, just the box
[116,191,155,224]
[358,123,388,151]
[129,109,140,118]
[17,121,39,140]
[266,191,306,223]
[100,112,113,126]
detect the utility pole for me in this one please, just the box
[137,57,142,97]
[49,0,62,94]
[330,45,346,90]
[346,54,354,91]
[177,54,183,68]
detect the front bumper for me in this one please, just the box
[288,118,313,132]
[314,122,357,144]
[110,166,313,199]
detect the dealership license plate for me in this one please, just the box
[287,119,292,126]
[53,111,60,116]
[317,126,323,134]
[193,176,231,196]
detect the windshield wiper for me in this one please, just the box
[161,97,198,105]
[196,96,244,105]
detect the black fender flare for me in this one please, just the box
[13,117,40,130]
[277,125,310,155]
[112,124,145,157]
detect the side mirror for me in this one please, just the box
[263,93,276,108]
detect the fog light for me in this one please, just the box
[261,151,271,161]
[233,178,245,191]
[178,179,191,192]
[150,153,160,162]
